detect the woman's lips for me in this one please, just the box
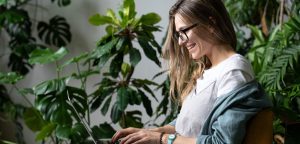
[187,43,196,52]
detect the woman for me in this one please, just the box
[111,0,272,143]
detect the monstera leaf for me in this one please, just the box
[38,16,71,47]
[3,8,31,36]
[34,79,88,126]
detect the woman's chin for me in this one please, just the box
[191,53,202,60]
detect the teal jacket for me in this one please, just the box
[170,81,273,144]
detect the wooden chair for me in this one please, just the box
[243,108,274,144]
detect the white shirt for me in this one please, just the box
[175,54,255,137]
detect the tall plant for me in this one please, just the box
[0,0,72,143]
[1,0,164,143]
[224,0,300,143]
[88,0,162,129]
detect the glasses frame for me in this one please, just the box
[174,23,199,42]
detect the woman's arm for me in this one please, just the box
[111,125,176,143]
[149,125,176,134]
[116,128,196,144]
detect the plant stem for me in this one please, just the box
[76,62,85,89]
[279,0,285,28]
[261,0,269,36]
[50,135,56,144]
[55,61,60,79]
[13,85,34,107]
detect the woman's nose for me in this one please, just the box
[178,38,184,46]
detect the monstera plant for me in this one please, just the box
[1,0,164,143]
[224,0,300,143]
[0,0,72,143]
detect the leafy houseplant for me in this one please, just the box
[1,0,72,143]
[88,0,162,129]
[2,0,165,143]
[224,0,300,143]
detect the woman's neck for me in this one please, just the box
[206,44,236,68]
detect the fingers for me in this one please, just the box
[111,127,141,143]
[111,130,123,143]
[120,130,160,144]
[122,133,143,144]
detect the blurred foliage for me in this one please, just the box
[225,0,300,142]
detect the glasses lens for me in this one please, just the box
[180,32,188,41]
[174,32,187,42]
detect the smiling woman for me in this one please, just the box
[111,0,272,144]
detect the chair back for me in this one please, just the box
[243,108,273,144]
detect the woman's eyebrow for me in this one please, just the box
[178,25,189,31]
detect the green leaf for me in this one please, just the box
[120,111,143,128]
[0,72,23,84]
[149,39,162,54]
[29,47,68,65]
[110,53,124,78]
[18,88,34,96]
[101,96,112,115]
[128,88,141,105]
[247,24,266,45]
[24,107,46,132]
[35,123,57,141]
[70,123,89,142]
[96,38,119,58]
[122,0,136,21]
[0,0,7,6]
[138,90,153,116]
[105,25,116,35]
[107,9,120,25]
[117,87,129,111]
[38,16,71,47]
[129,48,141,66]
[140,13,161,25]
[56,125,71,140]
[33,79,66,96]
[0,9,25,23]
[137,37,161,67]
[34,81,88,125]
[116,38,126,51]
[121,63,131,78]
[92,122,116,139]
[110,103,122,123]
[89,14,113,26]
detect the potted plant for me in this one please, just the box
[1,0,167,143]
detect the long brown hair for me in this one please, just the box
[163,0,236,103]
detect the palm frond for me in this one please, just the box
[259,44,300,90]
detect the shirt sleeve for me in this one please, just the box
[168,118,177,126]
[217,70,254,98]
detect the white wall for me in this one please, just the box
[1,0,174,143]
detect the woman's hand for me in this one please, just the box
[111,127,142,143]
[119,129,161,144]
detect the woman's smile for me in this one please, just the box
[186,43,196,52]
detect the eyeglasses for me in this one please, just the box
[174,23,199,42]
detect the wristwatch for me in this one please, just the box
[167,134,177,144]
